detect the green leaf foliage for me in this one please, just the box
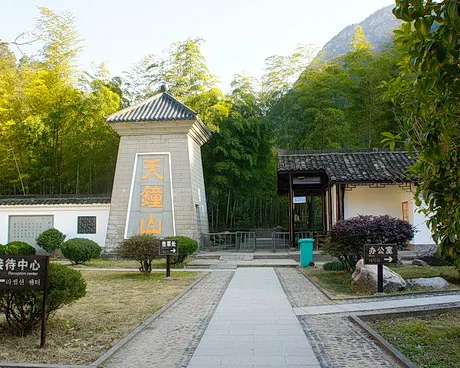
[60,238,102,265]
[269,27,402,151]
[388,0,460,272]
[322,261,348,271]
[117,234,160,275]
[0,8,121,196]
[1,241,36,255]
[36,228,66,253]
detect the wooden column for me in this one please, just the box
[321,191,327,233]
[335,184,345,222]
[336,185,341,223]
[340,184,345,220]
[327,185,333,232]
[289,173,295,248]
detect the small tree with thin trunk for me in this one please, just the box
[117,234,160,275]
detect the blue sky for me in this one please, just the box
[3,0,394,89]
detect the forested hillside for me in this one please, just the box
[0,7,411,230]
[321,4,402,59]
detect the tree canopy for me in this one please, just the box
[386,0,460,269]
[0,7,121,195]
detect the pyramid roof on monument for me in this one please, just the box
[106,92,197,123]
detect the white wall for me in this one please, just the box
[0,204,110,247]
[343,184,434,245]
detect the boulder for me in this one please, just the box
[412,259,429,267]
[352,259,406,293]
[406,277,450,289]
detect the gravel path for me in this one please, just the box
[276,268,402,368]
[101,271,233,368]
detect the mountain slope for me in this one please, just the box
[321,5,402,59]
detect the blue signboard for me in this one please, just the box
[293,196,307,203]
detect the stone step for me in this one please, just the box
[220,255,254,261]
[253,253,291,259]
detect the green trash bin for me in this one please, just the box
[298,238,315,267]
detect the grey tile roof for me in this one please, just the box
[278,149,417,183]
[0,197,111,206]
[106,92,196,123]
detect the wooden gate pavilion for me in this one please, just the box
[277,149,419,248]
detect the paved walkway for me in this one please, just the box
[294,294,460,315]
[99,267,460,368]
[187,268,320,368]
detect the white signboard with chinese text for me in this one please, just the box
[125,153,176,238]
[363,244,397,264]
[0,255,47,291]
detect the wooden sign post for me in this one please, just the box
[363,244,397,293]
[0,255,49,346]
[159,240,179,280]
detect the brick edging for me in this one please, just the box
[296,268,336,300]
[349,314,418,368]
[349,306,460,368]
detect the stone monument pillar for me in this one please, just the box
[104,91,211,252]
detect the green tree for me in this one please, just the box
[203,74,276,230]
[123,38,218,105]
[0,8,120,195]
[261,44,318,101]
[269,27,400,150]
[386,0,460,270]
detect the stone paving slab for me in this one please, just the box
[294,294,460,315]
[187,268,321,368]
[102,271,233,368]
[187,258,299,269]
[277,268,403,367]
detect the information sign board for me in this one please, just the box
[363,244,397,265]
[0,255,47,291]
[159,239,178,256]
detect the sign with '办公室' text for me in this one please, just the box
[125,153,176,239]
[0,255,48,291]
[363,244,398,265]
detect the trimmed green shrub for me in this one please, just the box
[0,263,86,335]
[60,238,102,264]
[164,235,198,264]
[322,215,415,271]
[118,234,160,275]
[323,261,348,271]
[2,241,36,255]
[36,228,66,254]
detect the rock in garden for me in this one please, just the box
[412,259,429,267]
[351,259,406,293]
[406,277,450,289]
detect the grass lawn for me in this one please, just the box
[304,265,460,296]
[369,310,460,368]
[0,270,202,365]
[68,257,194,269]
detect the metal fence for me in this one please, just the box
[200,232,256,252]
[236,232,256,252]
[272,231,324,252]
